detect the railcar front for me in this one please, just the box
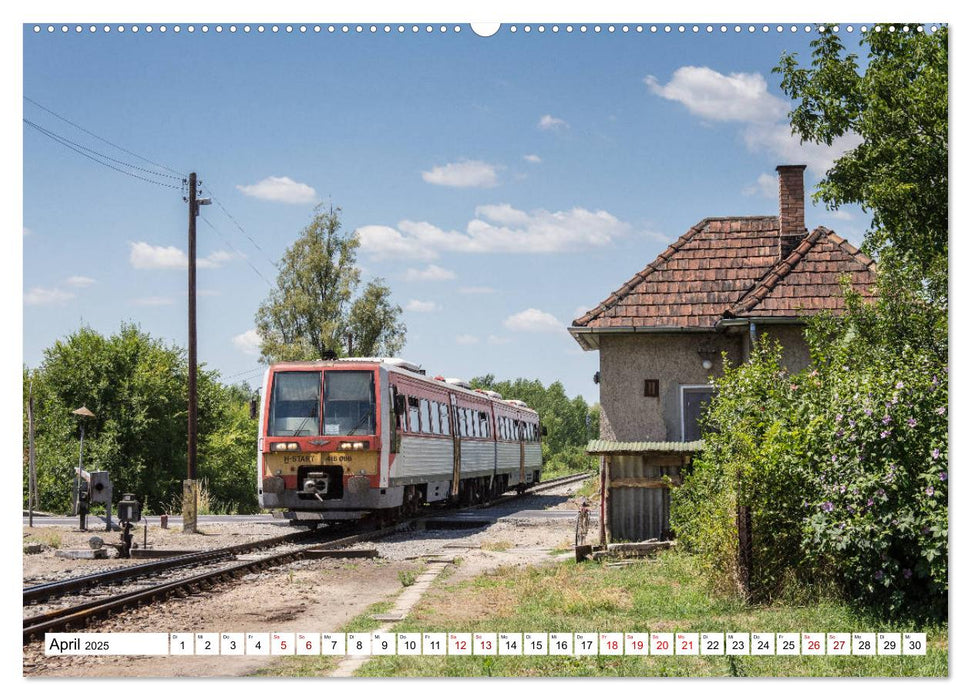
[257,361,396,524]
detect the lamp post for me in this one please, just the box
[72,406,95,530]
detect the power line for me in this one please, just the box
[25,118,182,182]
[24,118,182,190]
[199,214,275,287]
[202,186,278,268]
[24,95,185,178]
[223,365,266,381]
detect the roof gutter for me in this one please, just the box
[715,316,808,329]
[568,325,721,351]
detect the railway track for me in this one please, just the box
[23,472,592,644]
[23,527,325,606]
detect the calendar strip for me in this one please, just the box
[43,632,927,656]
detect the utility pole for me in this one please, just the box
[184,172,210,534]
[28,376,36,528]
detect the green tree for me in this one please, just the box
[776,24,948,312]
[674,27,949,617]
[24,325,258,515]
[255,206,406,362]
[348,278,407,357]
[470,375,597,476]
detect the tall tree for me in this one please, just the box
[255,206,406,362]
[775,25,948,308]
[23,324,259,514]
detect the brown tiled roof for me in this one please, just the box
[728,228,876,318]
[573,218,876,329]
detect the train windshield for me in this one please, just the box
[268,371,322,436]
[323,370,376,436]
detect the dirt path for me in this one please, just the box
[23,480,588,678]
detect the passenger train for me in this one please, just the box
[257,358,542,525]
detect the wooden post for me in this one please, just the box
[28,377,36,528]
[736,504,752,599]
[185,172,198,534]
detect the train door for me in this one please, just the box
[450,394,461,496]
[518,417,526,485]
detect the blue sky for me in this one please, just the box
[23,22,876,403]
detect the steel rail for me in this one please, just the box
[23,522,409,643]
[23,528,324,606]
[23,472,593,644]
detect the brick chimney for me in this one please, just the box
[777,164,808,259]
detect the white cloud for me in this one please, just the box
[504,308,563,333]
[357,226,438,262]
[65,276,96,288]
[459,286,496,295]
[827,210,855,221]
[523,154,542,164]
[131,296,174,306]
[487,335,511,345]
[645,67,788,123]
[742,173,778,199]
[574,305,590,319]
[456,334,479,345]
[236,176,317,204]
[233,329,262,356]
[129,242,239,270]
[359,204,631,260]
[646,66,862,178]
[405,299,439,313]
[24,287,74,306]
[538,114,568,130]
[421,160,500,188]
[403,264,456,282]
[742,123,862,177]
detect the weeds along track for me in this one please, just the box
[23,472,591,644]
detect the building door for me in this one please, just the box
[681,385,715,442]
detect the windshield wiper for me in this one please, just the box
[290,409,317,436]
[347,411,372,435]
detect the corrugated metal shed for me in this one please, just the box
[587,439,704,454]
[587,441,703,543]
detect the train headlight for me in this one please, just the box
[339,440,369,450]
[269,442,300,451]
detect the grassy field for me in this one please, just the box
[342,552,945,677]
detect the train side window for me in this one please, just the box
[499,417,506,440]
[469,409,479,438]
[407,397,420,433]
[441,404,451,435]
[419,399,431,434]
[458,408,467,437]
[430,401,441,434]
[479,411,490,438]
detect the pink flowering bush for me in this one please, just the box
[673,331,948,619]
[804,339,947,618]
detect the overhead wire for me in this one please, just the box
[24,95,186,178]
[202,185,279,269]
[24,118,183,190]
[199,214,275,287]
[223,365,266,381]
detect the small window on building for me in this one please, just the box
[682,386,715,442]
[644,379,659,397]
